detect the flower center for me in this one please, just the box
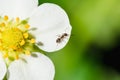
[2,28,23,50]
[0,15,36,64]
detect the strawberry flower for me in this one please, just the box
[0,0,72,80]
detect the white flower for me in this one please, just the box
[0,0,72,80]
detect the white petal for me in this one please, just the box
[29,3,72,52]
[0,0,38,19]
[0,54,7,80]
[8,53,55,80]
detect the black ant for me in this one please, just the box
[56,33,68,43]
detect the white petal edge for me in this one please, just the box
[0,0,38,19]
[8,53,55,80]
[29,3,72,52]
[0,54,7,80]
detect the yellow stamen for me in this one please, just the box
[30,39,35,43]
[25,24,30,29]
[14,28,19,31]
[1,22,5,27]
[3,53,8,58]
[0,46,3,50]
[9,45,17,50]
[16,17,20,22]
[20,40,25,46]
[17,48,22,52]
[23,33,28,39]
[13,46,17,50]
[25,50,31,55]
[0,39,2,46]
[15,55,19,60]
[4,15,8,21]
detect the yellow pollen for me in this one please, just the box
[25,24,30,29]
[2,28,23,50]
[3,53,8,58]
[20,40,25,46]
[4,15,9,21]
[23,33,28,39]
[25,50,31,55]
[30,39,35,43]
[16,17,20,22]
[1,22,5,27]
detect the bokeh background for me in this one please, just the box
[39,0,120,80]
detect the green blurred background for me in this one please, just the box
[39,0,120,80]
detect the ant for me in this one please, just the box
[56,33,69,43]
